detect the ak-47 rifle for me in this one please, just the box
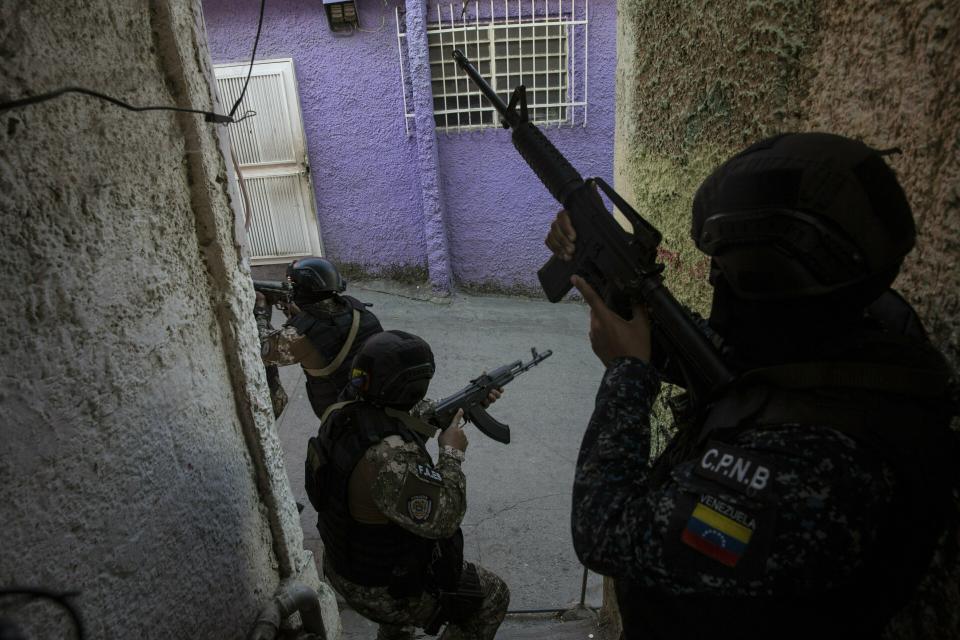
[424,348,552,444]
[253,279,293,313]
[452,50,734,411]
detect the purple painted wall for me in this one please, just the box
[202,0,616,291]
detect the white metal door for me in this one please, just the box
[214,59,323,263]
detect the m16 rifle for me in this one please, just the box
[451,50,734,412]
[425,348,552,444]
[253,279,293,313]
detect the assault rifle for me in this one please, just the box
[451,50,734,410]
[253,279,293,312]
[425,348,552,444]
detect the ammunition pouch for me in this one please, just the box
[304,436,326,512]
[430,529,465,590]
[423,562,484,636]
[386,551,430,599]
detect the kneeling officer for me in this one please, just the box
[305,330,509,640]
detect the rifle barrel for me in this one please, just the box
[452,49,511,119]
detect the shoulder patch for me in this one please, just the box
[665,488,776,580]
[395,468,442,525]
[694,440,776,500]
[414,463,443,485]
[407,495,433,522]
[681,494,757,568]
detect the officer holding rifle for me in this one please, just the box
[255,257,383,420]
[305,330,509,640]
[545,133,957,639]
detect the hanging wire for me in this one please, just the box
[0,0,267,126]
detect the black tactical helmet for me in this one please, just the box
[349,330,435,409]
[286,257,346,301]
[691,133,915,303]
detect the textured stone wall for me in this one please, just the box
[613,1,959,637]
[615,0,958,366]
[0,1,337,637]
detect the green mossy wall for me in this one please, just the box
[615,0,958,365]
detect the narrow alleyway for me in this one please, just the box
[264,277,613,638]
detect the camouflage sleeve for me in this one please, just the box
[572,357,898,597]
[367,435,467,539]
[571,357,661,576]
[259,325,306,366]
[254,306,273,338]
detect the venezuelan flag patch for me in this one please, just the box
[681,495,756,568]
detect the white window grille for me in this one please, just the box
[396,0,589,134]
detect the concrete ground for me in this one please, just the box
[265,278,614,639]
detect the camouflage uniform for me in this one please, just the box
[254,305,289,418]
[324,434,509,640]
[257,299,339,370]
[571,356,926,637]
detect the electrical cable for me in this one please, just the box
[0,588,84,640]
[0,0,266,126]
[228,0,267,118]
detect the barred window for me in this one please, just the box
[396,2,588,134]
[428,22,568,130]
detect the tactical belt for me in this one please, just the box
[304,308,361,377]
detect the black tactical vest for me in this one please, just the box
[291,296,383,419]
[619,318,958,639]
[305,401,463,595]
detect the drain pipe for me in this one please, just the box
[248,583,327,640]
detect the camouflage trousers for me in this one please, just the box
[325,560,509,640]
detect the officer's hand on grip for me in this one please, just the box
[545,210,576,261]
[573,275,652,367]
[438,408,468,453]
[481,388,503,408]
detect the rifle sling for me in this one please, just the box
[384,408,438,439]
[735,362,950,397]
[321,402,436,440]
[305,309,362,377]
[321,400,358,425]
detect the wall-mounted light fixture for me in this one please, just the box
[323,0,360,31]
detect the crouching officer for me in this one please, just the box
[256,257,383,419]
[305,330,509,640]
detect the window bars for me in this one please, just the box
[396,0,589,134]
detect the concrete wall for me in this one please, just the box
[0,1,337,637]
[613,0,959,637]
[202,0,617,292]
